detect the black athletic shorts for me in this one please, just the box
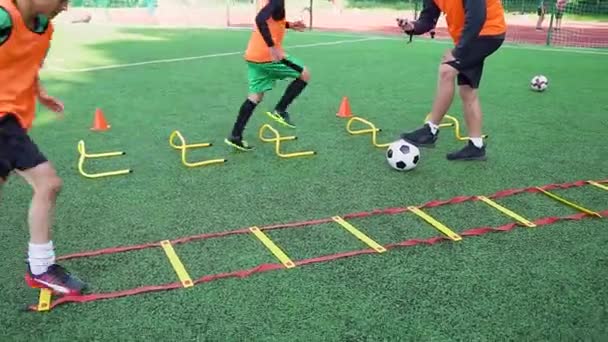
[445,36,504,89]
[0,114,48,181]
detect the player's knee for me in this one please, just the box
[459,85,478,103]
[300,67,311,82]
[439,64,457,82]
[248,93,264,103]
[30,167,62,197]
[40,175,62,198]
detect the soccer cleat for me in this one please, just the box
[25,263,87,296]
[446,140,487,161]
[265,110,296,128]
[224,136,254,151]
[400,123,439,147]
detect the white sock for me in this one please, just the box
[28,241,56,275]
[470,137,484,148]
[426,121,439,135]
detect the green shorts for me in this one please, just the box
[247,55,305,94]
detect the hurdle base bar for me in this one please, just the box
[77,140,132,179]
[424,114,488,141]
[346,116,390,148]
[169,130,226,168]
[258,124,316,158]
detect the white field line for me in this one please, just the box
[55,22,608,56]
[45,37,385,73]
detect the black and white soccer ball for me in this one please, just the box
[530,75,548,92]
[386,139,420,171]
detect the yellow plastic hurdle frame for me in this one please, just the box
[258,124,316,158]
[424,114,488,141]
[169,130,226,168]
[346,116,391,148]
[77,140,132,179]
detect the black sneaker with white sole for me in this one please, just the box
[400,123,439,147]
[446,140,487,161]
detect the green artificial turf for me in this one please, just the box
[1,25,607,340]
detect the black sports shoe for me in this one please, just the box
[224,136,254,151]
[446,140,487,161]
[400,123,439,147]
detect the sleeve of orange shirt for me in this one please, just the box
[411,0,441,35]
[452,0,487,59]
[255,0,283,48]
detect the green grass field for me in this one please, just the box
[1,25,607,340]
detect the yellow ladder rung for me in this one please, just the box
[250,227,296,268]
[37,289,52,312]
[160,240,194,288]
[407,206,462,241]
[477,196,536,227]
[588,181,608,191]
[536,187,602,217]
[332,216,386,253]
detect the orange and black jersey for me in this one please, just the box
[245,0,291,62]
[255,0,289,47]
[413,0,506,58]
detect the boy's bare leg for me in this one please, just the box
[16,162,62,272]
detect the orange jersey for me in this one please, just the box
[0,0,53,130]
[244,0,287,63]
[435,0,506,44]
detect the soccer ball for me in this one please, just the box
[530,75,549,92]
[386,139,420,171]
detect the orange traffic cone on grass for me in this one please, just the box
[90,108,110,131]
[336,96,353,118]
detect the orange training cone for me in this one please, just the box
[91,108,110,131]
[336,96,352,118]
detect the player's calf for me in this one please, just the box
[226,93,265,151]
[270,67,310,129]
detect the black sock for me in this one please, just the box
[275,78,307,113]
[231,98,257,138]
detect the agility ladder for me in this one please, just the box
[28,178,608,312]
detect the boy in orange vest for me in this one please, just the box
[225,0,309,151]
[0,0,87,295]
[398,0,506,161]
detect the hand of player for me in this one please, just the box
[269,46,285,62]
[289,20,306,31]
[38,92,65,118]
[396,18,415,32]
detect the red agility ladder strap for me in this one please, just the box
[26,178,607,312]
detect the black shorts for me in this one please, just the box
[0,114,47,181]
[445,36,504,89]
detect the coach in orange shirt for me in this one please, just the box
[398,0,506,161]
[0,0,86,295]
